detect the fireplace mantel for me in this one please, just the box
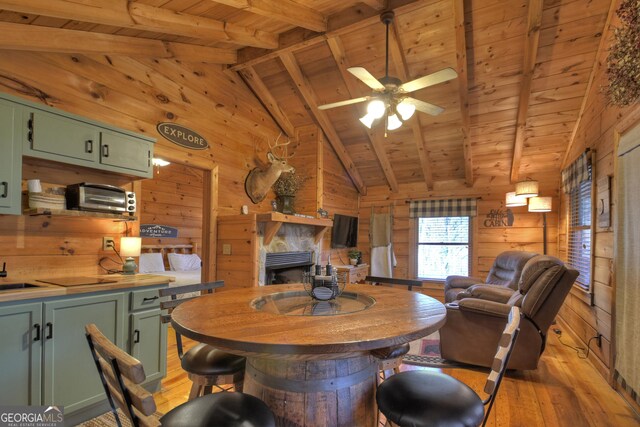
[256,212,333,245]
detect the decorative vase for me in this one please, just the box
[276,195,295,214]
[349,258,358,265]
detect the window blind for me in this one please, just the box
[567,167,592,290]
[417,217,470,279]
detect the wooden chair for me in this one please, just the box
[159,281,246,400]
[376,306,521,427]
[85,323,276,427]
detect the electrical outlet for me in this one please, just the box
[222,244,232,255]
[596,333,602,348]
[102,237,115,251]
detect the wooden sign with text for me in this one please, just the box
[157,122,208,150]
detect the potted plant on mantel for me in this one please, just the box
[348,250,361,266]
[272,171,306,215]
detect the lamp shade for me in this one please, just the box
[515,180,539,198]
[505,191,528,207]
[367,99,386,119]
[387,114,402,130]
[528,196,552,212]
[359,113,375,129]
[397,101,416,121]
[120,237,141,257]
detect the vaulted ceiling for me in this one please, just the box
[0,0,613,194]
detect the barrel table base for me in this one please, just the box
[243,355,378,427]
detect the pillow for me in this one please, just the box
[168,252,202,271]
[139,253,166,273]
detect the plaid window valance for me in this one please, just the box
[409,198,477,218]
[562,151,592,194]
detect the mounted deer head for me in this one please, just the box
[244,134,295,204]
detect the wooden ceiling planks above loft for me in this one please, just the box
[0,0,614,194]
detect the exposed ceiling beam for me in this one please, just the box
[0,22,237,64]
[0,0,277,49]
[206,0,327,32]
[387,16,434,189]
[453,0,473,186]
[360,0,387,10]
[327,36,399,192]
[561,0,617,168]
[230,0,426,71]
[237,66,296,138]
[279,51,366,194]
[510,0,543,183]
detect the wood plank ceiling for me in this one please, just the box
[0,0,612,194]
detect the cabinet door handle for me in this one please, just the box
[133,329,140,344]
[45,322,53,340]
[34,324,41,342]
[142,296,159,302]
[102,145,109,158]
[0,182,7,198]
[85,140,93,153]
[28,113,34,143]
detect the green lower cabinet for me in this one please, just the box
[0,302,42,405]
[130,308,167,385]
[42,293,125,413]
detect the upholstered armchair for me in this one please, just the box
[439,255,579,370]
[444,250,537,302]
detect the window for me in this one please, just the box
[567,163,593,290]
[416,216,470,280]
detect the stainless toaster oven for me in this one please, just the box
[65,183,128,213]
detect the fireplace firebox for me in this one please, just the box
[265,251,314,285]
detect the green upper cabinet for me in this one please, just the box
[100,130,152,175]
[27,109,99,164]
[0,93,155,181]
[0,99,23,214]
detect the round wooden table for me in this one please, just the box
[171,284,446,427]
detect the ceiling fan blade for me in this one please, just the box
[399,67,458,93]
[347,67,385,90]
[318,96,369,110]
[404,97,445,116]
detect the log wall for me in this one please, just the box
[557,6,640,381]
[140,163,204,254]
[0,52,280,280]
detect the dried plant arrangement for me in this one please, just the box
[272,171,307,196]
[606,0,640,106]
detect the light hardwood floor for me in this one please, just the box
[154,327,639,426]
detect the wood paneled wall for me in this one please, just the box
[0,51,281,280]
[358,183,560,300]
[557,4,640,381]
[140,163,203,254]
[1,159,136,280]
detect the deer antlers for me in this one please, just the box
[268,133,294,160]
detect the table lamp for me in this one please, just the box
[120,237,141,275]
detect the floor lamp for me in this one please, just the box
[528,197,552,254]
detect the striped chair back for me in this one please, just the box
[85,324,159,427]
[481,306,521,425]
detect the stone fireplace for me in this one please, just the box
[258,221,321,285]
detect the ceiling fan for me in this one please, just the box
[318,11,458,132]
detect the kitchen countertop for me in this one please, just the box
[0,274,174,303]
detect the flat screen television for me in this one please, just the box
[331,214,358,248]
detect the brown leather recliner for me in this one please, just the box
[444,251,537,302]
[439,255,579,370]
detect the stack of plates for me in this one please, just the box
[28,192,66,210]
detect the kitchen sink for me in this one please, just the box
[0,283,41,291]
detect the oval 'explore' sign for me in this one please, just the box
[157,122,209,150]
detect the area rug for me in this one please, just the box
[402,332,463,368]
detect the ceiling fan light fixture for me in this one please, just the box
[367,99,386,119]
[387,114,402,131]
[397,101,416,121]
[359,113,376,129]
